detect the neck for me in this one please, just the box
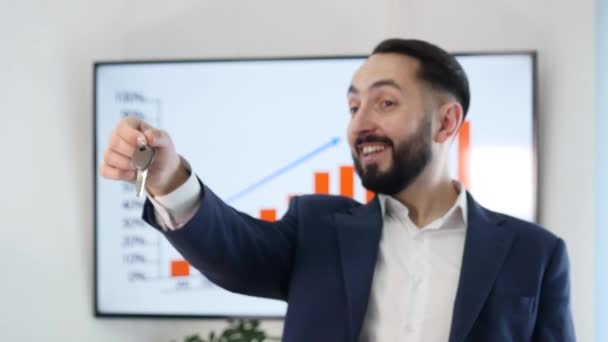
[392,165,459,228]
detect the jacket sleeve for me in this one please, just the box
[142,177,298,301]
[531,238,576,341]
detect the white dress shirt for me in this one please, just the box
[148,169,468,341]
[358,186,468,342]
[147,165,201,230]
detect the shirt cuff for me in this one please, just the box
[147,158,202,231]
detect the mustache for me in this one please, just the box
[355,134,393,147]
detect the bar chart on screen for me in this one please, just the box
[115,129,377,294]
[220,136,375,222]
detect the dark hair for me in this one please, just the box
[372,38,470,118]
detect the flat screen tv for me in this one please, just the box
[94,52,537,318]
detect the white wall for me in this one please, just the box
[0,0,595,341]
[595,0,607,341]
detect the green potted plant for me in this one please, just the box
[174,319,281,342]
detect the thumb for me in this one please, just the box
[143,129,171,148]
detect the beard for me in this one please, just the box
[353,117,432,196]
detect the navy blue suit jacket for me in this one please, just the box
[143,181,575,342]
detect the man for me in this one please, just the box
[101,39,575,341]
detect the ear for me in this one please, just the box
[434,101,464,143]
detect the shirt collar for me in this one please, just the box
[376,180,468,229]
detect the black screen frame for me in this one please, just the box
[93,51,538,319]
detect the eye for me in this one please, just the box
[382,100,395,108]
[349,106,359,115]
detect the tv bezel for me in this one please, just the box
[93,51,538,320]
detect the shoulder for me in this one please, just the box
[483,207,565,255]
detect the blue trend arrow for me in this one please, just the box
[226,136,341,203]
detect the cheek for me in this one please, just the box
[387,113,420,137]
[346,121,356,149]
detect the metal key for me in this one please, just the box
[132,145,156,198]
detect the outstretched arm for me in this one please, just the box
[143,179,298,301]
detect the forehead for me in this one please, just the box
[350,53,421,91]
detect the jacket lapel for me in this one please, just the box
[334,198,383,342]
[448,193,516,342]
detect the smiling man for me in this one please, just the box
[101,38,575,342]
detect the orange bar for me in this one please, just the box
[366,190,375,203]
[315,172,330,194]
[340,166,355,199]
[171,260,190,277]
[260,209,277,222]
[458,120,471,189]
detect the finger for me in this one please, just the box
[143,128,171,148]
[122,115,146,130]
[100,165,137,182]
[139,120,155,132]
[104,149,135,170]
[118,117,148,146]
[108,133,136,158]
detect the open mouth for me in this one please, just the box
[359,143,387,156]
[357,142,391,164]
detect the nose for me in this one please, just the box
[350,108,378,137]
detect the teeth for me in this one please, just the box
[362,145,386,155]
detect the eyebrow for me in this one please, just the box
[347,79,403,95]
